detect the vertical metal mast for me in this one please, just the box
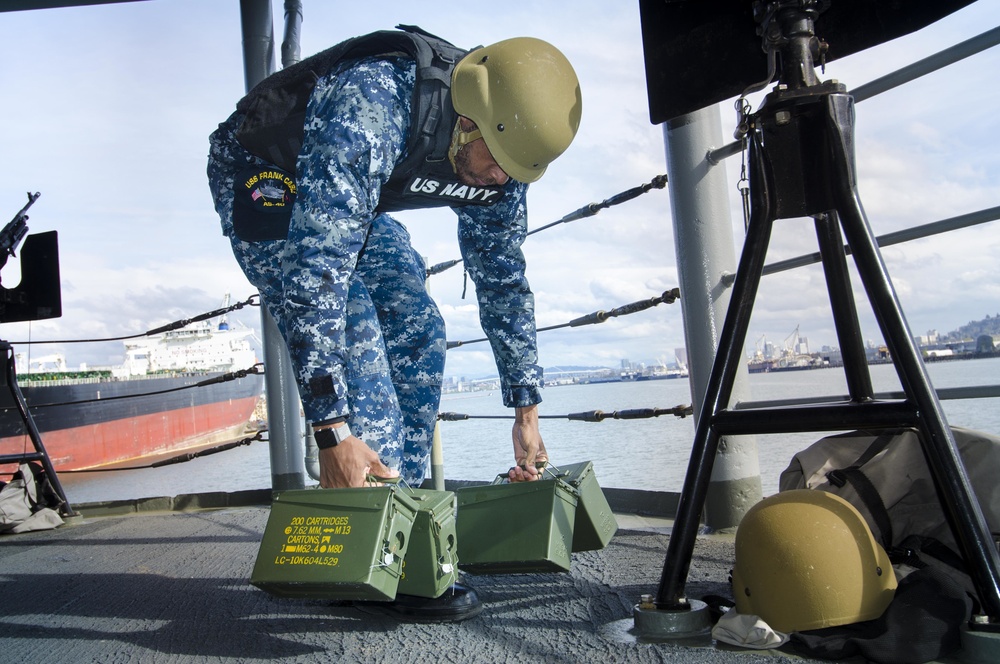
[239,0,307,491]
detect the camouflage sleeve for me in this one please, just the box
[456,183,544,407]
[282,58,414,424]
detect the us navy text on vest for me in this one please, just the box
[405,177,503,204]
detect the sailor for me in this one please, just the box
[207,26,581,490]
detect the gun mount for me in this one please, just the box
[0,192,61,323]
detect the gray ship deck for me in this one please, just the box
[0,491,986,663]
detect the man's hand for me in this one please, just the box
[508,404,548,482]
[318,432,398,488]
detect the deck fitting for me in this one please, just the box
[960,623,1000,663]
[633,598,712,639]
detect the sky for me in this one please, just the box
[1,0,999,380]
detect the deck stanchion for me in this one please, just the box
[663,103,763,535]
[240,0,307,491]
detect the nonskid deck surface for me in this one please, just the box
[0,503,840,663]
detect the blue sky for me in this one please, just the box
[1,1,998,379]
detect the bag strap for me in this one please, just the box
[826,429,901,549]
[892,539,950,570]
[850,428,900,466]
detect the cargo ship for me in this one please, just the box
[0,319,264,471]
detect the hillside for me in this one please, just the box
[942,314,1000,342]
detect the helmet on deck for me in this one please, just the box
[451,37,582,183]
[731,489,897,633]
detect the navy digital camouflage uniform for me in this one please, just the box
[208,56,542,483]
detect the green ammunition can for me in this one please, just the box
[552,461,618,552]
[250,486,418,601]
[395,489,459,599]
[456,476,578,574]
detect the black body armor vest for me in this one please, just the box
[234,25,505,215]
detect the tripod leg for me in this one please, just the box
[3,343,76,517]
[655,129,775,609]
[824,93,1000,618]
[813,212,874,401]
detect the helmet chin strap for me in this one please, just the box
[447,118,483,172]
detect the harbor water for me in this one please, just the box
[58,356,1000,505]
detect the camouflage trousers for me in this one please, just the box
[209,157,445,484]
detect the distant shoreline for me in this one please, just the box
[442,350,1000,391]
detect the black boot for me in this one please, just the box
[354,582,482,622]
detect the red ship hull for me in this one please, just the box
[0,372,263,471]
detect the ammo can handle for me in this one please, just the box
[495,461,550,484]
[364,474,409,489]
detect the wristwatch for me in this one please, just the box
[315,423,352,450]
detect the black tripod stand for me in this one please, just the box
[0,338,75,517]
[654,1,1000,622]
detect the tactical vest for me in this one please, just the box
[234,24,505,214]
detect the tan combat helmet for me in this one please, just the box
[451,36,582,183]
[731,489,898,633]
